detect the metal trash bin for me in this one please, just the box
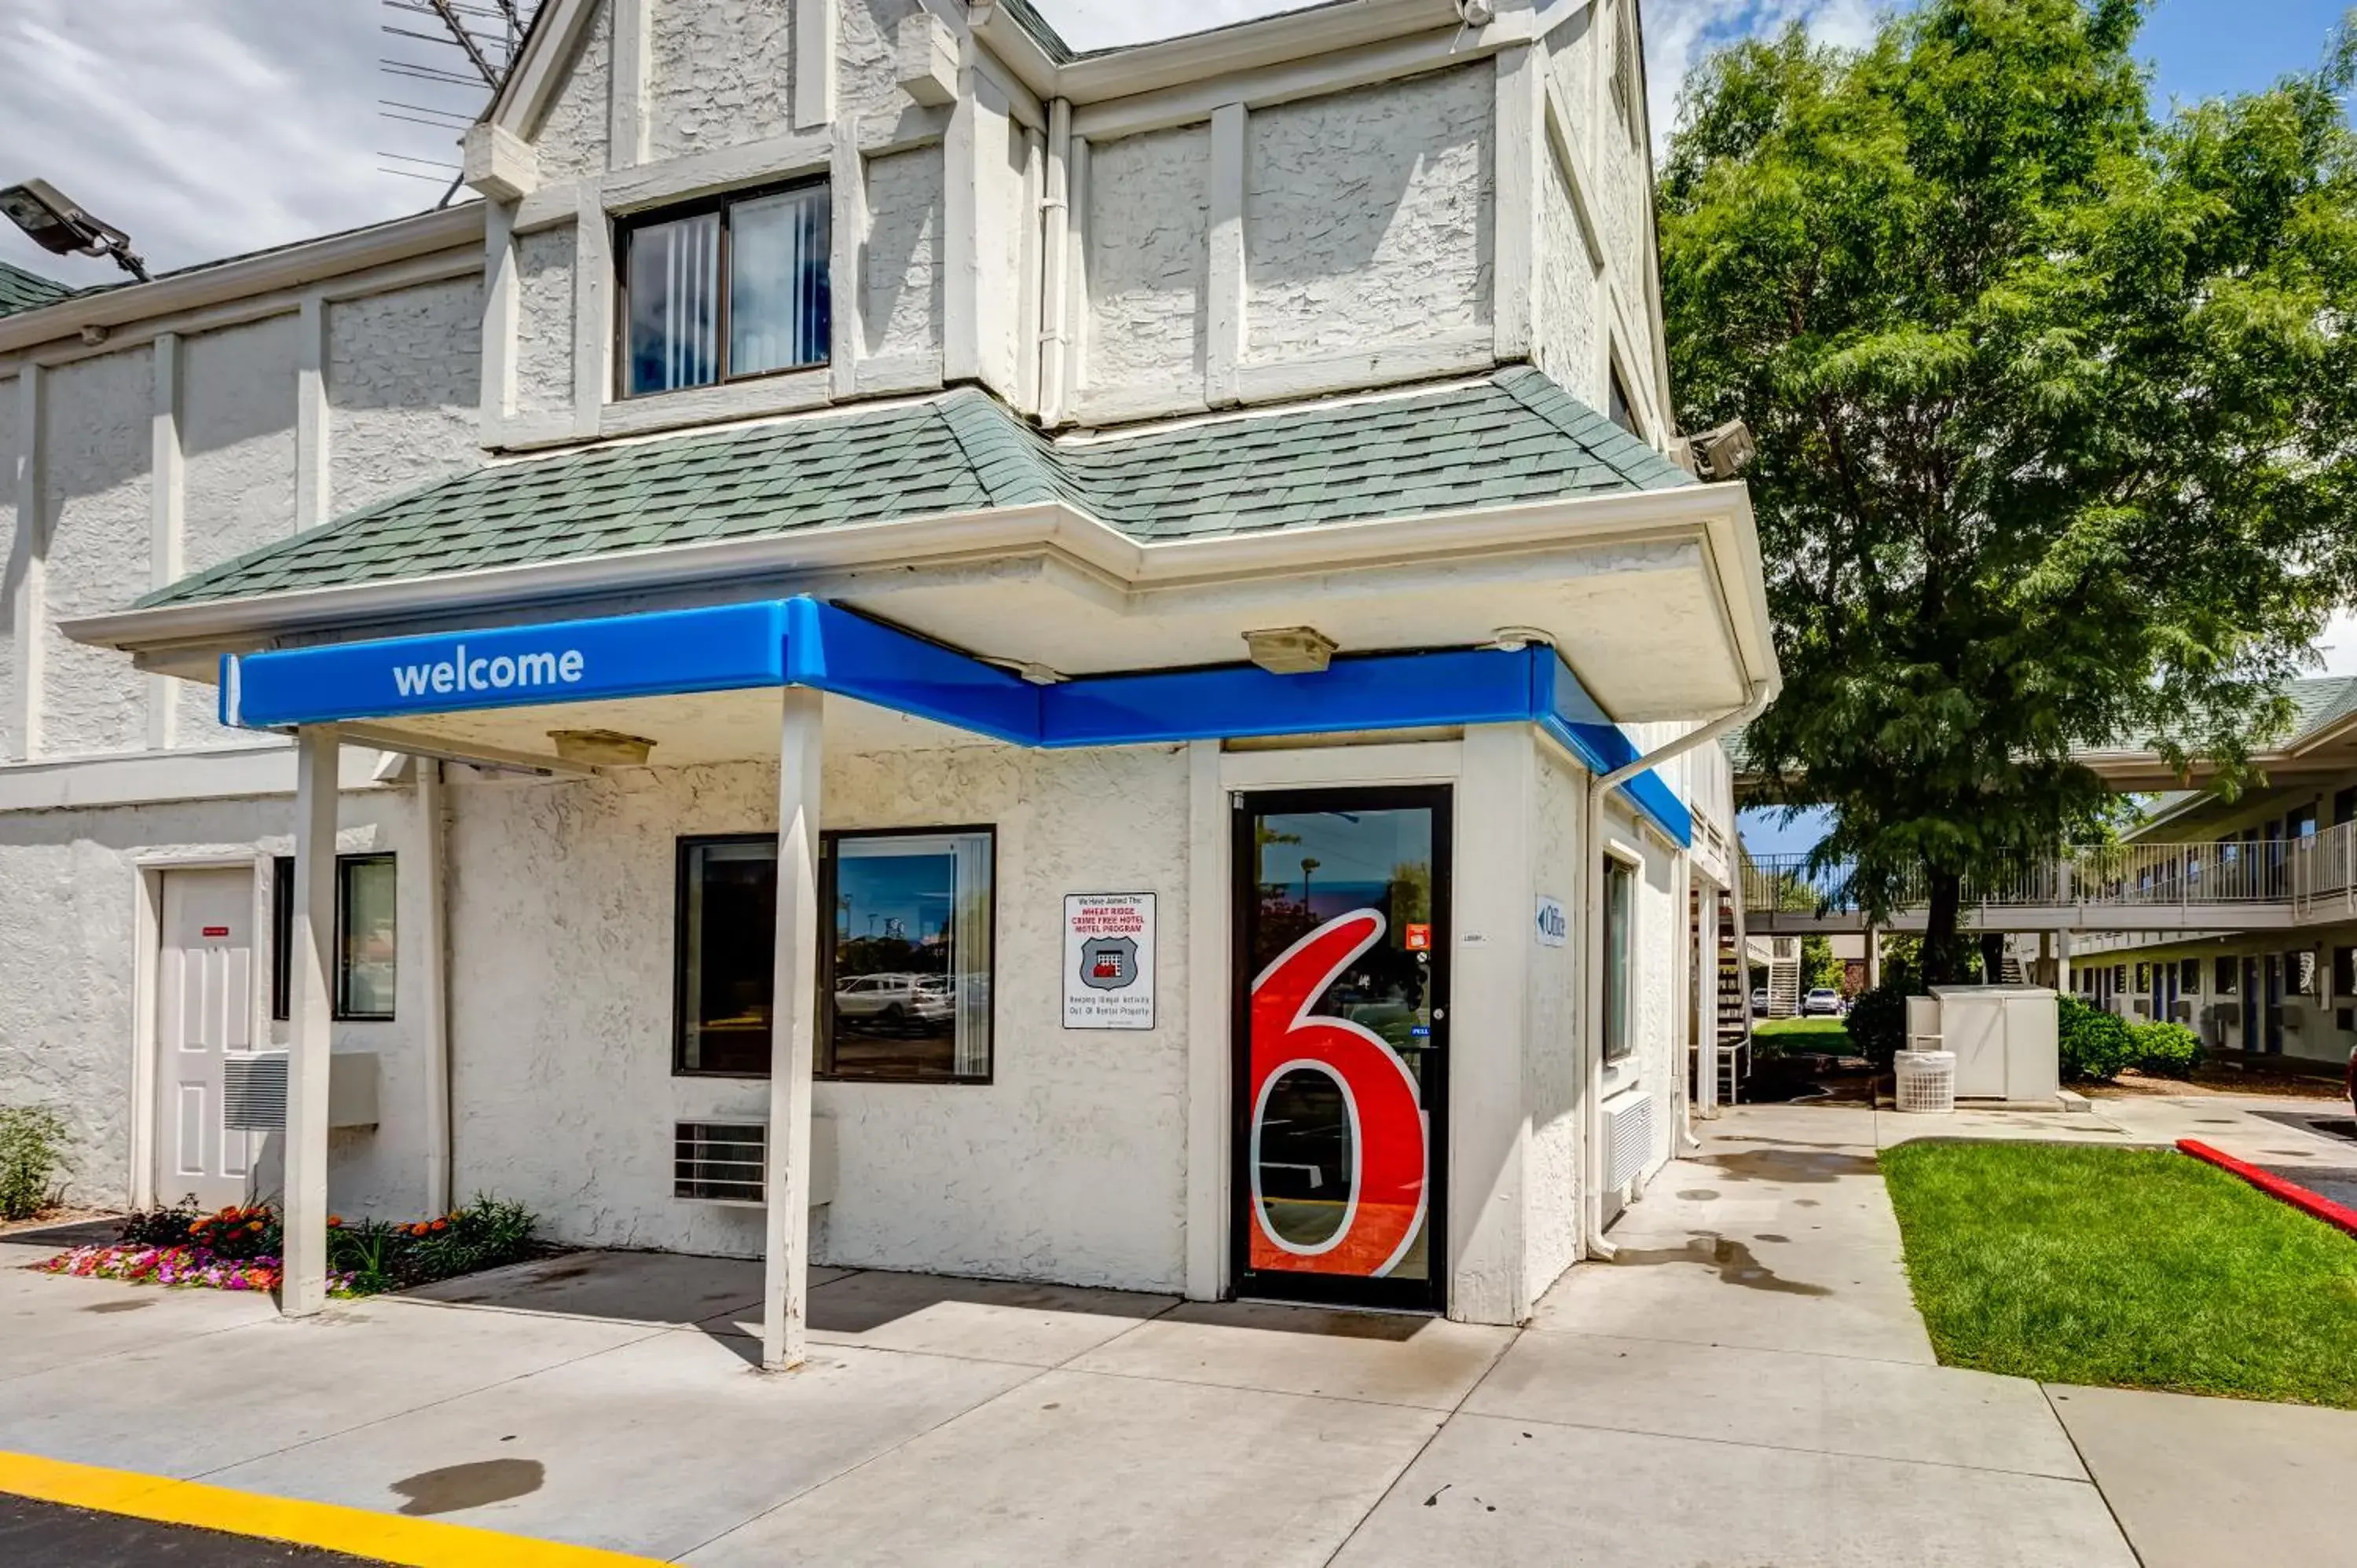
[1894,1050,1956,1115]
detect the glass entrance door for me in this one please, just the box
[1232,787,1448,1312]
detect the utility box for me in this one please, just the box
[1930,986,2059,1101]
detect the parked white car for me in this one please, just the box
[1750,987,1770,1014]
[1802,987,1846,1017]
[833,973,953,1024]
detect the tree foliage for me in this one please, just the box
[1662,0,2357,979]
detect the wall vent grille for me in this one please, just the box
[1604,1094,1654,1191]
[222,1053,290,1132]
[675,1120,765,1204]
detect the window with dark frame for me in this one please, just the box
[1607,365,1640,436]
[673,828,996,1083]
[2334,946,2355,1000]
[619,179,831,398]
[272,854,396,1023]
[2179,958,2200,995]
[335,855,398,1021]
[2216,955,2238,995]
[1602,855,1636,1062]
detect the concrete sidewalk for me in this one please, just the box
[2,1099,2348,1565]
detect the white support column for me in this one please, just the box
[10,364,45,763]
[793,0,838,132]
[942,53,982,387]
[420,760,453,1216]
[2057,927,2073,995]
[1205,102,1246,409]
[762,687,824,1371]
[284,726,340,1317]
[480,202,520,438]
[1867,922,1882,989]
[1182,738,1228,1302]
[147,334,183,750]
[295,294,331,533]
[610,0,653,168]
[571,185,611,437]
[1491,42,1542,365]
[1695,881,1718,1117]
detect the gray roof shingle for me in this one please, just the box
[138,367,1692,611]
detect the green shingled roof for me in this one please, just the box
[138,367,1691,611]
[0,260,76,319]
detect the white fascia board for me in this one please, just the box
[61,485,1779,709]
[0,742,385,814]
[0,206,486,358]
[976,0,1555,108]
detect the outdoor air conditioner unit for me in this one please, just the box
[220,1053,379,1131]
[672,1117,835,1207]
[2172,999,2195,1024]
[1604,1093,1655,1191]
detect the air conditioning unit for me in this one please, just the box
[2171,999,2194,1024]
[673,1117,837,1207]
[1604,1093,1655,1191]
[221,1052,379,1131]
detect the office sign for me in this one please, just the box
[1535,896,1569,948]
[223,601,792,730]
[1064,894,1156,1030]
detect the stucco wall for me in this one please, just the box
[515,228,578,417]
[39,348,152,758]
[443,740,1194,1291]
[974,99,1032,399]
[1084,122,1209,399]
[182,317,297,577]
[1242,64,1494,365]
[863,146,945,362]
[178,316,299,748]
[328,277,486,516]
[1537,152,1601,406]
[0,786,422,1215]
[534,0,614,181]
[650,0,797,159]
[841,0,922,126]
[1525,741,1583,1301]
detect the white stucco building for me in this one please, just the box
[0,0,1774,1361]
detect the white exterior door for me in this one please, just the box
[156,867,261,1210]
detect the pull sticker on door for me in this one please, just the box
[1248,908,1428,1278]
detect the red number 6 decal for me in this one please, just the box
[1248,909,1427,1277]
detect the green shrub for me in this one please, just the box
[1846,984,1912,1068]
[328,1195,538,1295]
[2128,1020,2203,1077]
[0,1105,68,1222]
[2058,996,2137,1082]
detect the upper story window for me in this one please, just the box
[1608,0,1643,146]
[620,180,831,397]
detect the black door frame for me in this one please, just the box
[1228,784,1451,1314]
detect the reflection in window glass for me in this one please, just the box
[625,210,720,395]
[1603,856,1635,1061]
[678,840,779,1076]
[335,855,398,1020]
[824,831,994,1081]
[728,186,831,376]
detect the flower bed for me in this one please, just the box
[36,1196,537,1299]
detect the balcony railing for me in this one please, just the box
[1743,819,2357,921]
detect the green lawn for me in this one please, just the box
[1881,1141,2357,1406]
[1754,1017,1851,1055]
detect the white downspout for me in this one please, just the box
[1036,97,1072,424]
[1582,679,1772,1260]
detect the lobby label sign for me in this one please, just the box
[1064,894,1156,1030]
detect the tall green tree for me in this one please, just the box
[1662,0,2357,981]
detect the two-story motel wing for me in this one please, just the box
[0,0,1775,1361]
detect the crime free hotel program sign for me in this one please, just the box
[1064,894,1156,1030]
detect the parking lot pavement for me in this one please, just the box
[0,1108,2152,1566]
[0,1493,386,1566]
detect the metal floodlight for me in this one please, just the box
[0,178,150,282]
[1687,419,1758,482]
[1244,626,1339,676]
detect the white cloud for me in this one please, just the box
[1643,0,1882,152]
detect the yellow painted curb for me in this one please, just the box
[0,1449,668,1567]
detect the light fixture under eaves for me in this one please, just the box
[1488,626,1553,653]
[548,729,656,767]
[1244,627,1338,676]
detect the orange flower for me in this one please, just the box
[326,1215,343,1228]
[430,1219,448,1232]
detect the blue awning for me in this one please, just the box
[223,597,1694,845]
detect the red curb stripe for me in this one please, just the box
[2177,1138,2357,1237]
